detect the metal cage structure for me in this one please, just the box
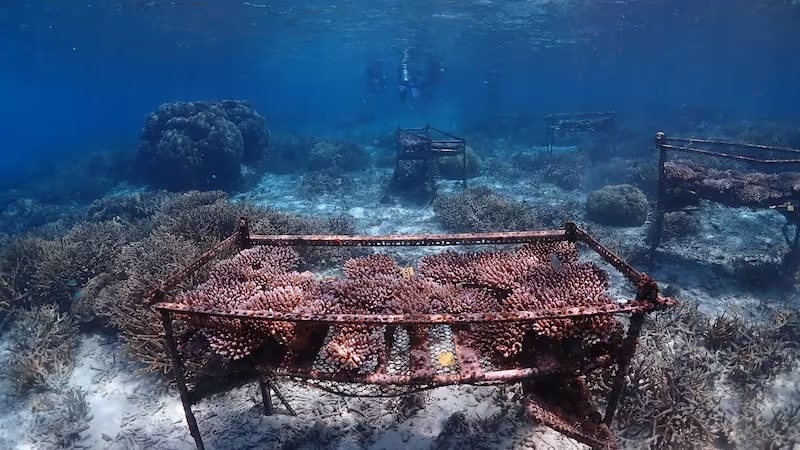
[396,125,468,187]
[147,219,676,450]
[649,131,800,270]
[544,111,617,152]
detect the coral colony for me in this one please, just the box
[149,219,676,450]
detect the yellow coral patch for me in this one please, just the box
[437,351,456,367]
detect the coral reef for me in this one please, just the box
[661,211,700,240]
[510,150,586,191]
[606,300,800,449]
[609,302,732,449]
[86,190,169,224]
[32,220,134,310]
[433,186,541,233]
[97,230,203,375]
[387,159,437,205]
[28,387,92,449]
[6,305,80,392]
[297,171,357,199]
[262,133,317,174]
[65,190,361,374]
[136,100,269,190]
[585,184,649,227]
[664,159,800,207]
[307,140,369,173]
[435,145,483,180]
[0,235,50,311]
[173,239,623,372]
[531,197,583,229]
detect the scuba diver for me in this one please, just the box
[366,60,388,95]
[397,47,443,109]
[398,48,418,103]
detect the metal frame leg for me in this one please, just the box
[160,310,205,450]
[603,313,645,425]
[259,376,274,416]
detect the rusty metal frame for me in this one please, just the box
[396,124,468,188]
[649,131,800,270]
[544,111,616,152]
[148,219,675,450]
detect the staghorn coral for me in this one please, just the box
[737,390,800,449]
[154,190,267,246]
[610,302,732,449]
[28,387,92,449]
[433,186,541,233]
[7,305,80,393]
[97,230,202,374]
[719,321,795,389]
[704,313,742,350]
[32,220,134,310]
[0,235,50,311]
[297,170,357,199]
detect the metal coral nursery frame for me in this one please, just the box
[544,111,617,152]
[649,131,800,269]
[147,219,675,450]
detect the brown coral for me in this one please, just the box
[665,159,797,207]
[175,239,623,369]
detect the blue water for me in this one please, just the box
[1,0,798,173]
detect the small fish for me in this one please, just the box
[400,266,415,279]
[549,253,562,271]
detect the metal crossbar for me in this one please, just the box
[649,131,800,270]
[148,220,674,450]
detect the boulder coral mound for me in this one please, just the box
[585,184,649,226]
[137,100,269,191]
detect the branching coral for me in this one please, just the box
[0,235,50,311]
[297,171,357,199]
[664,159,800,207]
[611,303,732,449]
[31,220,133,310]
[606,301,800,450]
[433,186,541,233]
[176,246,310,359]
[175,239,623,373]
[7,305,80,392]
[97,230,203,375]
[704,313,742,350]
[28,387,92,449]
